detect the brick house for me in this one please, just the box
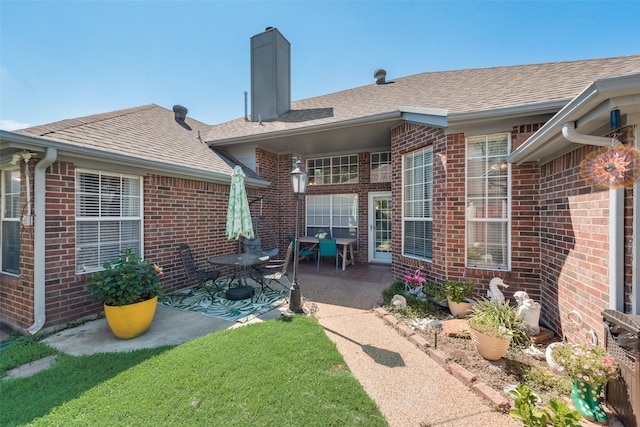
[1,27,639,340]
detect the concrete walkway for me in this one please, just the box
[314,302,520,427]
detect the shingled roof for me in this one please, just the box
[205,55,640,142]
[13,104,263,183]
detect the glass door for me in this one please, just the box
[368,192,392,263]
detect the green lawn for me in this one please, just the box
[1,316,387,426]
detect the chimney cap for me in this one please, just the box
[173,105,188,121]
[374,69,387,85]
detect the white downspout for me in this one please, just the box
[561,122,624,311]
[27,147,57,335]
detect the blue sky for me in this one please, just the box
[1,0,639,130]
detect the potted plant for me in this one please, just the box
[85,248,163,339]
[315,229,328,239]
[444,279,474,318]
[466,298,525,360]
[549,341,620,424]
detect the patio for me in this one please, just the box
[40,261,392,356]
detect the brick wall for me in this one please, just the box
[539,126,636,341]
[390,123,542,303]
[0,159,34,329]
[1,159,273,331]
[271,151,392,264]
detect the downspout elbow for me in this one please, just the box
[561,122,621,147]
[27,147,57,335]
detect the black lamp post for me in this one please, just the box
[289,158,308,313]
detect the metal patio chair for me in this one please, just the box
[177,243,221,301]
[258,241,293,293]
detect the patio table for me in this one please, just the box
[298,236,356,271]
[207,253,269,298]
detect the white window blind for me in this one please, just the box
[402,148,433,260]
[306,194,358,239]
[1,169,21,274]
[76,170,142,273]
[466,134,510,270]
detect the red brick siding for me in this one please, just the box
[390,123,541,302]
[0,159,34,329]
[2,160,274,330]
[538,126,637,342]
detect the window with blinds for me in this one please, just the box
[76,170,142,273]
[1,169,21,275]
[466,134,510,270]
[402,147,433,260]
[306,194,358,239]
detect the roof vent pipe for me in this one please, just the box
[173,105,188,122]
[374,69,387,85]
[561,122,621,147]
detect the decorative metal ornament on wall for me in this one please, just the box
[579,145,640,189]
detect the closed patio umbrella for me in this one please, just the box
[226,166,254,244]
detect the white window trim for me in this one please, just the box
[306,155,359,185]
[370,151,392,183]
[465,133,512,271]
[1,168,21,276]
[305,194,358,238]
[401,147,433,261]
[75,169,144,273]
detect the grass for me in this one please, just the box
[1,316,387,427]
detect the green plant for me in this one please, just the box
[443,280,473,303]
[85,248,163,306]
[509,384,582,427]
[467,298,530,345]
[421,282,447,302]
[550,341,620,388]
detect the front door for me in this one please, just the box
[368,192,392,263]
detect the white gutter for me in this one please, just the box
[561,122,621,147]
[27,147,57,335]
[561,122,624,311]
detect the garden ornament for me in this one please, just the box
[514,291,541,335]
[404,268,426,298]
[487,277,508,304]
[391,294,407,310]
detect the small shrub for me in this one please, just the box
[443,279,473,303]
[509,384,581,427]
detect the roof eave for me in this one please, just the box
[509,73,640,165]
[0,130,269,188]
[206,110,403,147]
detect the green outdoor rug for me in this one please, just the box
[160,281,289,322]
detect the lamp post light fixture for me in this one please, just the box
[289,158,308,313]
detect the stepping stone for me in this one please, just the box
[441,319,470,338]
[3,355,57,379]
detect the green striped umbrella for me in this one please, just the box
[226,166,255,241]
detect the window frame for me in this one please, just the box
[401,147,433,261]
[75,169,144,274]
[305,193,358,240]
[465,133,511,271]
[370,151,391,183]
[1,168,21,275]
[306,155,358,185]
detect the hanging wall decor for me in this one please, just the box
[579,145,640,189]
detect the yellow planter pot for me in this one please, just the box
[104,296,158,340]
[468,326,511,361]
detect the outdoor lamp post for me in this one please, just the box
[289,158,308,313]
